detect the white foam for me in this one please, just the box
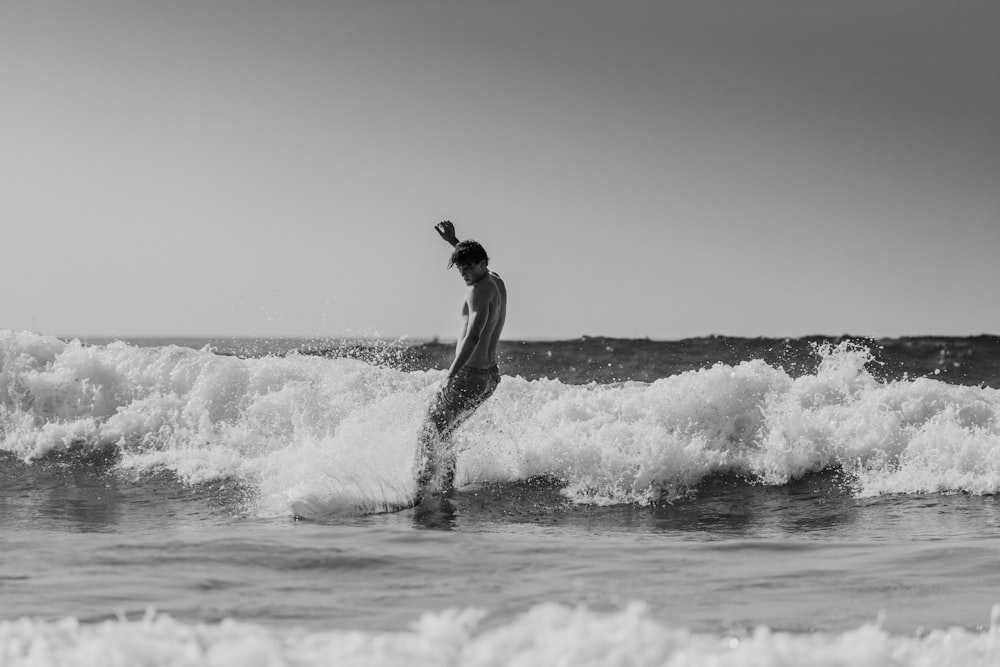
[1,603,997,667]
[3,331,999,515]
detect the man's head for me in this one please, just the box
[447,240,489,269]
[448,240,490,285]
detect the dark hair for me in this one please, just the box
[447,240,489,268]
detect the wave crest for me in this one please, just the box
[2,331,999,514]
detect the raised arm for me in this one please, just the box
[434,220,459,247]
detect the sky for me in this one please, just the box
[2,0,998,341]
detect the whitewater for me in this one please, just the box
[2,329,999,666]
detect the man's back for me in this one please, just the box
[462,271,506,369]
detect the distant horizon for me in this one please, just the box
[47,329,1000,345]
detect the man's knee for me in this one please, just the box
[425,409,454,439]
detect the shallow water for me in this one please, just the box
[4,459,1000,638]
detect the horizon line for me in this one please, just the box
[46,331,1000,344]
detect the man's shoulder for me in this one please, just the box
[471,273,503,300]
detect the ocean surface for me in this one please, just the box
[2,329,1000,665]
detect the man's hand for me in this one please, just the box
[435,220,459,247]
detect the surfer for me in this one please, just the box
[414,220,507,503]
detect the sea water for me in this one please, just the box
[1,329,999,666]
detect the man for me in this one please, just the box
[415,220,507,502]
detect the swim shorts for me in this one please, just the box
[424,365,501,441]
[415,365,501,494]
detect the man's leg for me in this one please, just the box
[414,418,440,492]
[414,382,464,501]
[414,369,497,500]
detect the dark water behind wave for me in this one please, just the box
[403,335,1000,386]
[128,334,1000,387]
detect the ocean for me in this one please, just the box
[2,329,999,665]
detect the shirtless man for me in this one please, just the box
[415,220,507,502]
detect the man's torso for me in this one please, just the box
[458,271,506,369]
